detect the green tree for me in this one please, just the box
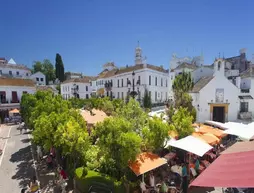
[20,94,37,128]
[172,71,194,93]
[143,89,152,109]
[169,107,194,139]
[32,59,56,84]
[115,98,148,134]
[94,117,142,180]
[101,100,114,116]
[142,117,172,151]
[55,53,65,82]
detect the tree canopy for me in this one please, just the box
[55,53,65,82]
[143,89,152,109]
[32,59,55,84]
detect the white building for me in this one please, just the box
[61,77,92,99]
[190,59,240,123]
[94,46,169,104]
[0,58,31,78]
[0,77,36,121]
[65,72,82,80]
[30,71,46,85]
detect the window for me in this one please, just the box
[9,71,12,75]
[166,80,168,87]
[149,91,151,97]
[178,72,182,75]
[165,92,168,100]
[149,76,151,85]
[96,81,98,86]
[23,91,27,94]
[0,70,2,75]
[86,94,89,99]
[127,78,129,86]
[161,78,163,86]
[111,79,113,87]
[218,61,221,70]
[155,91,157,101]
[86,86,88,91]
[155,77,157,86]
[117,92,120,98]
[40,78,43,81]
[26,73,28,76]
[11,91,18,103]
[171,76,173,80]
[76,85,79,90]
[138,76,141,84]
[240,102,248,112]
[16,71,19,75]
[118,79,119,87]
[36,77,39,81]
[121,92,124,99]
[121,79,123,87]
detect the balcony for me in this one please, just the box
[238,112,252,120]
[11,100,20,104]
[225,69,239,77]
[241,89,250,93]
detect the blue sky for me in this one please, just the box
[1,0,253,75]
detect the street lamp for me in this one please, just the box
[104,80,113,100]
[128,71,140,100]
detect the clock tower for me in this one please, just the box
[135,41,142,65]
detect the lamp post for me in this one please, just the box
[105,80,113,100]
[128,71,140,101]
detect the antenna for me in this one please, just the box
[137,41,140,47]
[219,52,221,58]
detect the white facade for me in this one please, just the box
[0,78,36,110]
[0,58,31,78]
[190,59,240,123]
[111,66,169,103]
[61,79,92,100]
[30,71,46,85]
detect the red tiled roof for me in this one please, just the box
[0,77,35,87]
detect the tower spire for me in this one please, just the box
[135,42,142,65]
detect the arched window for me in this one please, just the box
[218,61,221,70]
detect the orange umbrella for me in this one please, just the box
[129,152,167,176]
[197,125,227,138]
[192,132,220,145]
[9,108,19,113]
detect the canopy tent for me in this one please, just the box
[192,132,220,145]
[197,125,226,138]
[167,136,213,157]
[191,141,254,188]
[204,120,227,130]
[9,108,19,114]
[223,122,247,130]
[129,152,167,176]
[223,126,254,140]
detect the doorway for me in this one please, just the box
[212,106,225,123]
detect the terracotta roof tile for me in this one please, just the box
[62,77,90,84]
[0,63,31,71]
[0,77,35,87]
[116,64,168,75]
[190,76,214,93]
[174,62,198,70]
[98,69,118,78]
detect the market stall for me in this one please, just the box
[191,141,254,188]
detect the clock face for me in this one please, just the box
[215,89,224,103]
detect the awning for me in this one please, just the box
[129,152,167,176]
[223,126,254,140]
[167,136,213,157]
[204,120,227,130]
[192,132,220,145]
[191,142,254,188]
[238,95,253,100]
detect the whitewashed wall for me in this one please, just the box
[61,82,92,99]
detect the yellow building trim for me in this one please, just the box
[209,103,229,113]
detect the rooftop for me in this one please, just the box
[0,77,35,87]
[190,76,214,93]
[62,77,91,84]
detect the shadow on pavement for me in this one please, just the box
[10,145,36,188]
[189,186,219,193]
[21,138,31,143]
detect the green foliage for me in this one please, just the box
[75,170,125,193]
[115,98,148,134]
[169,107,194,139]
[75,167,88,179]
[143,89,152,109]
[20,94,37,128]
[94,117,142,180]
[32,59,56,84]
[172,71,194,93]
[142,117,171,151]
[55,53,65,82]
[101,100,114,116]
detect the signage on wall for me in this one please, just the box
[215,88,224,103]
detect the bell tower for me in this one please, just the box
[135,41,142,65]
